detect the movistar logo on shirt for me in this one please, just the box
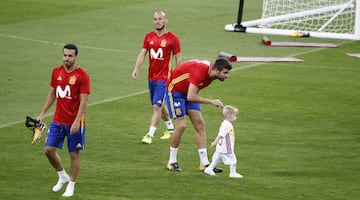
[150,48,164,60]
[56,85,72,99]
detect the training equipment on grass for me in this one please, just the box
[261,37,339,48]
[218,51,304,62]
[25,116,47,145]
[218,52,237,62]
[225,0,360,40]
[289,32,310,38]
[346,53,360,58]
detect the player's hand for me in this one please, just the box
[36,114,45,122]
[211,99,224,108]
[132,70,138,80]
[70,121,80,134]
[210,141,217,147]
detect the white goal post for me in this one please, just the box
[225,0,360,40]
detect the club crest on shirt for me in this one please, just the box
[69,75,77,85]
[175,108,182,115]
[161,39,167,47]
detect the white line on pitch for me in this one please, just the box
[0,33,133,53]
[88,90,148,106]
[0,90,148,129]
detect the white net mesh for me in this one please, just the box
[260,0,356,34]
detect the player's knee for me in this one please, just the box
[193,118,205,128]
[44,147,54,157]
[177,124,186,132]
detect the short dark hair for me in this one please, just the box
[212,57,232,71]
[63,44,78,55]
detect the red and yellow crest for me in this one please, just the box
[175,108,182,116]
[161,39,167,47]
[69,75,77,85]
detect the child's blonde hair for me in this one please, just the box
[222,105,239,117]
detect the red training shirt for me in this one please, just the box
[50,65,90,126]
[143,31,181,81]
[167,60,214,94]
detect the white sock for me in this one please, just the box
[147,126,157,137]
[164,120,174,130]
[62,181,76,197]
[198,148,209,166]
[169,147,178,164]
[52,170,69,192]
[230,164,237,174]
[58,170,68,180]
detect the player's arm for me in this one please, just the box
[132,48,148,80]
[70,93,89,134]
[173,35,182,67]
[187,83,224,107]
[37,87,56,122]
[174,52,182,67]
[210,135,221,147]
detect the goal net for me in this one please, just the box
[225,0,360,40]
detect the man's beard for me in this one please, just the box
[216,76,226,81]
[155,25,165,31]
[64,61,73,68]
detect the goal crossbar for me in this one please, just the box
[225,0,360,40]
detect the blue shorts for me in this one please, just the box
[168,92,201,119]
[45,122,86,152]
[148,80,167,107]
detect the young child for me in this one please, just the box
[204,105,243,178]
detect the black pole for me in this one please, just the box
[237,0,244,24]
[234,0,246,32]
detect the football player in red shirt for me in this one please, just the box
[166,58,232,172]
[37,44,90,197]
[132,10,182,144]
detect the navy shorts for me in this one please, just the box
[45,121,86,151]
[168,92,201,119]
[148,80,167,107]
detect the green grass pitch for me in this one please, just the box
[0,0,359,199]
